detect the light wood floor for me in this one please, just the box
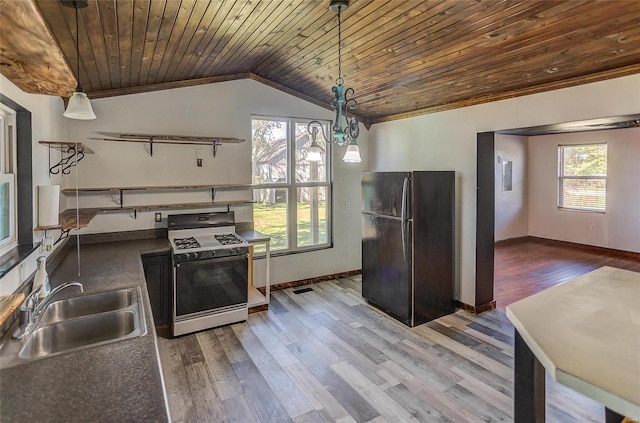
[494,238,640,311]
[158,275,605,423]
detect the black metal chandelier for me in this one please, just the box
[307,0,361,163]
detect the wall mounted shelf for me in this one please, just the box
[34,208,100,245]
[61,184,254,209]
[39,141,94,176]
[55,183,255,222]
[95,132,245,157]
[34,208,99,231]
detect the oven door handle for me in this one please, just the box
[174,254,248,267]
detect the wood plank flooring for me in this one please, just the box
[494,238,640,311]
[158,275,606,423]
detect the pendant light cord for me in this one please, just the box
[74,2,81,91]
[337,9,342,85]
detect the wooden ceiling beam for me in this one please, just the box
[0,0,75,96]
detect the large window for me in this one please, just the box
[558,143,607,212]
[252,116,331,253]
[0,104,17,253]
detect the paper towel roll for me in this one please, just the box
[38,185,60,227]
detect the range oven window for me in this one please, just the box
[174,255,248,318]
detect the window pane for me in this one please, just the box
[295,121,327,182]
[252,119,288,184]
[0,182,9,241]
[560,178,606,211]
[558,143,607,211]
[253,188,288,251]
[561,144,607,176]
[297,187,328,247]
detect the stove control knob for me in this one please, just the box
[211,250,216,257]
[192,252,199,260]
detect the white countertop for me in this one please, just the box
[506,266,640,419]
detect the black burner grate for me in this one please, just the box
[173,237,201,249]
[214,233,244,245]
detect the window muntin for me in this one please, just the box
[0,106,17,252]
[558,143,607,212]
[252,116,331,253]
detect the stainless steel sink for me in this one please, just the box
[39,289,133,325]
[20,311,138,359]
[0,287,146,368]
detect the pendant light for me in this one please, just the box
[62,0,96,120]
[307,0,361,163]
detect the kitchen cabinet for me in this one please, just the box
[142,253,172,326]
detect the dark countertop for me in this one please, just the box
[0,238,172,422]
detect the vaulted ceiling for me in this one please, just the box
[2,0,640,124]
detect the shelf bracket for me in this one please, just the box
[211,188,217,202]
[49,145,85,176]
[119,190,124,208]
[54,228,72,245]
[212,140,220,158]
[227,204,231,213]
[149,137,154,157]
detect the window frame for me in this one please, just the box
[251,115,333,255]
[557,143,607,213]
[0,105,17,254]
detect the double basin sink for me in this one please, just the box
[1,287,146,368]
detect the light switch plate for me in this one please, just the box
[155,213,162,222]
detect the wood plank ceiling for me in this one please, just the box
[2,0,640,124]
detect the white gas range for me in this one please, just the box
[168,212,249,336]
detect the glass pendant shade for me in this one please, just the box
[342,141,361,163]
[62,0,96,120]
[307,142,323,162]
[63,91,96,120]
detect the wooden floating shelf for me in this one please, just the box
[39,141,95,154]
[34,208,100,231]
[94,132,244,157]
[99,200,255,212]
[61,184,253,193]
[33,201,254,231]
[98,132,245,144]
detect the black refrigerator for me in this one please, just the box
[361,171,455,327]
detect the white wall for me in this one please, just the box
[0,74,67,295]
[528,127,640,252]
[56,79,368,286]
[369,74,640,305]
[495,134,528,241]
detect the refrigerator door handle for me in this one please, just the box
[401,219,408,263]
[401,176,410,262]
[401,176,409,221]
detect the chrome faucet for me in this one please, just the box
[13,282,84,340]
